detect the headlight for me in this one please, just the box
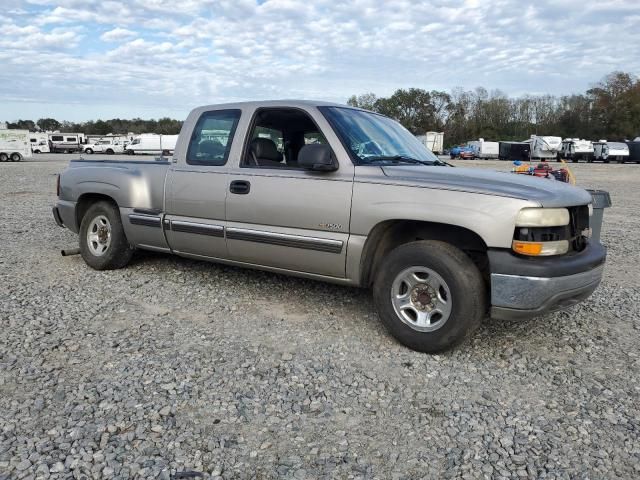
[515,208,570,227]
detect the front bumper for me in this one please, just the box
[489,241,606,320]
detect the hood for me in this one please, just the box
[379,165,593,207]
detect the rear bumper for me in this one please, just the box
[489,242,606,320]
[52,200,78,233]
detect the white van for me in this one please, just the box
[30,132,50,153]
[125,134,179,155]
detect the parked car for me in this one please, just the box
[125,134,178,155]
[53,100,606,353]
[458,150,476,160]
[449,145,473,159]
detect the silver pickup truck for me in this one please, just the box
[53,100,606,352]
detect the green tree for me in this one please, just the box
[36,118,61,132]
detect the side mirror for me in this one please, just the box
[298,144,338,172]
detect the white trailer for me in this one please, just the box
[48,132,87,153]
[416,131,444,154]
[0,129,32,162]
[467,138,499,159]
[593,140,629,163]
[125,134,179,155]
[558,138,594,163]
[525,135,562,160]
[29,132,50,153]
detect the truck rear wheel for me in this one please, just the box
[10,153,22,162]
[0,153,8,162]
[85,148,94,154]
[373,240,485,353]
[79,201,133,270]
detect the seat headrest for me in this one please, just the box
[249,138,282,162]
[199,140,224,156]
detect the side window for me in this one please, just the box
[66,137,76,142]
[242,108,328,169]
[51,135,63,142]
[187,109,241,166]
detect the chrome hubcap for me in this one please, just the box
[391,266,452,332]
[87,215,111,256]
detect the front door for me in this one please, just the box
[225,107,353,278]
[164,109,242,258]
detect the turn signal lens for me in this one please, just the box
[512,240,569,256]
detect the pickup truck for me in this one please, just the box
[53,100,606,353]
[83,139,126,155]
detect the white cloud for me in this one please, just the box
[100,27,136,42]
[0,0,638,121]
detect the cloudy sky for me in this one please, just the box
[1,0,639,122]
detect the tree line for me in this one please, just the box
[6,117,183,136]
[347,71,640,147]
[7,71,639,147]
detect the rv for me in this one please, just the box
[29,132,50,153]
[558,138,594,163]
[125,134,179,155]
[416,131,444,154]
[498,141,530,161]
[593,140,629,163]
[525,135,562,160]
[0,129,32,162]
[468,138,499,159]
[48,132,86,153]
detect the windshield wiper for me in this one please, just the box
[361,155,430,165]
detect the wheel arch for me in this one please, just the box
[75,193,119,230]
[359,219,489,287]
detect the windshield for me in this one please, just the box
[320,106,440,165]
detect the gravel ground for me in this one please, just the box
[1,155,639,479]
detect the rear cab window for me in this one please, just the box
[187,109,241,166]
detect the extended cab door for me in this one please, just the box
[164,109,242,259]
[224,106,354,278]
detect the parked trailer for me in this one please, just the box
[627,141,640,163]
[416,131,444,154]
[49,133,86,153]
[0,129,32,162]
[30,132,50,153]
[125,134,179,155]
[498,141,530,161]
[593,140,629,163]
[525,135,562,160]
[468,138,499,159]
[558,138,594,163]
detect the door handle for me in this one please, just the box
[230,180,250,195]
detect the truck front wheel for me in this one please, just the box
[373,240,485,353]
[79,201,133,270]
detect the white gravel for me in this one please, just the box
[1,155,639,479]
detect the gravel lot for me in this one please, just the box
[1,155,639,479]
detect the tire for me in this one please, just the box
[0,153,8,162]
[106,149,114,154]
[85,148,94,154]
[79,201,134,270]
[34,149,41,154]
[126,149,134,155]
[373,240,486,353]
[10,153,22,162]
